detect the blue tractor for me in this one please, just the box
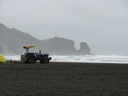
[23,45,52,64]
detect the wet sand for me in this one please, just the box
[0,62,128,96]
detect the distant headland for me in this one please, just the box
[0,23,91,55]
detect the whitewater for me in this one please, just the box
[4,55,128,64]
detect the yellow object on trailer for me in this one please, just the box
[0,54,6,63]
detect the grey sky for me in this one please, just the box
[0,0,128,55]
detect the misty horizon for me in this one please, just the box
[0,0,128,55]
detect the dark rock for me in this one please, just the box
[79,42,91,54]
[41,36,77,55]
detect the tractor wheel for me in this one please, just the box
[44,58,49,64]
[25,61,29,63]
[40,59,44,64]
[27,56,36,64]
[40,58,49,64]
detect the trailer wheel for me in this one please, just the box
[27,56,36,64]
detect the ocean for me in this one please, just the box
[4,55,128,64]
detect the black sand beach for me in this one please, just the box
[0,62,128,96]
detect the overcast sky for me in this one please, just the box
[0,0,128,55]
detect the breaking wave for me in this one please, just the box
[4,55,128,63]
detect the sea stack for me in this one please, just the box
[79,42,91,54]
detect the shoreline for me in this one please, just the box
[4,60,128,65]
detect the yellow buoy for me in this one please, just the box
[0,54,6,63]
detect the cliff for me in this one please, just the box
[41,36,77,55]
[0,23,91,55]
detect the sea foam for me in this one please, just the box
[4,55,128,63]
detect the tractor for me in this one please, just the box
[23,45,52,64]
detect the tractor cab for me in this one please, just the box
[23,45,52,64]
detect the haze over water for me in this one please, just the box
[0,0,128,55]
